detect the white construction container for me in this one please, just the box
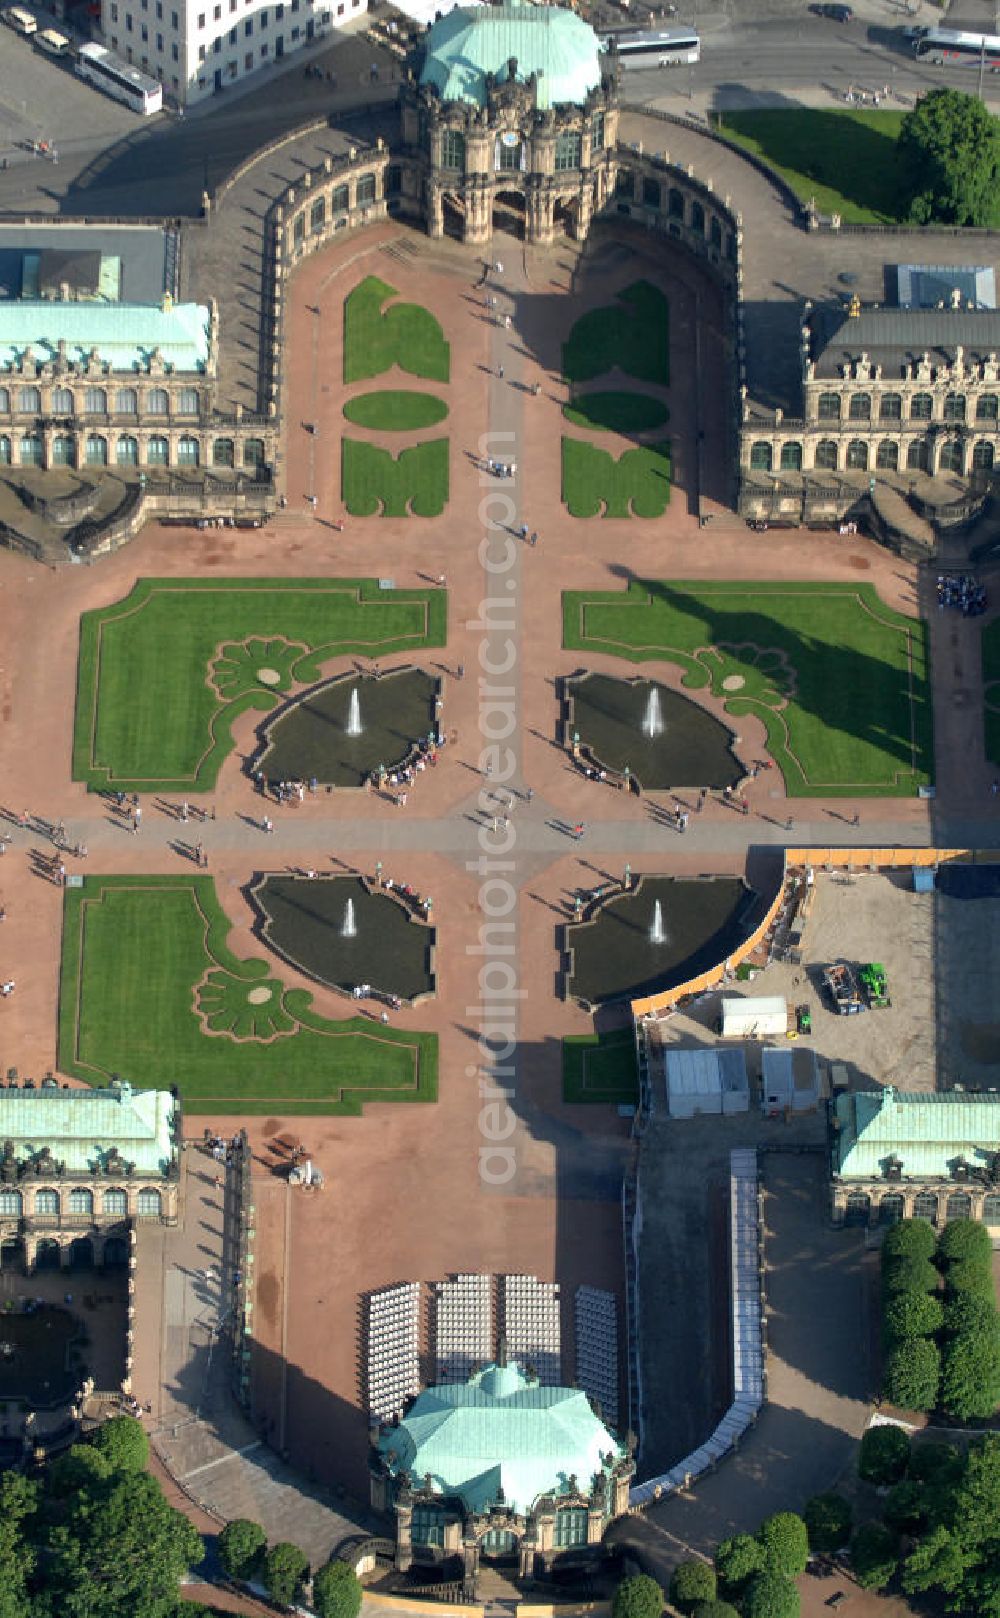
[720,996,788,1040]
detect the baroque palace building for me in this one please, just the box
[371,1354,633,1593]
[0,1080,180,1271]
[830,1087,1000,1232]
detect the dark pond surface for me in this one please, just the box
[252,874,434,1001]
[256,668,437,788]
[566,673,741,791]
[567,875,762,1005]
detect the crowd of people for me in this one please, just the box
[937,573,988,616]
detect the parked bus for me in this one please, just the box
[600,27,701,68]
[33,26,71,54]
[914,27,1000,66]
[75,41,162,114]
[2,8,37,35]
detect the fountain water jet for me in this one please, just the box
[341,897,357,939]
[346,688,363,737]
[650,899,666,946]
[642,686,664,740]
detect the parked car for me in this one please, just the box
[811,3,854,19]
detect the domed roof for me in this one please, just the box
[378,1358,623,1516]
[420,2,604,111]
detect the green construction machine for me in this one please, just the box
[858,961,891,1009]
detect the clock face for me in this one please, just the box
[500,132,520,147]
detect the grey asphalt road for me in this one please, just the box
[2,8,1000,219]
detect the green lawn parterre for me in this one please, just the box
[343,276,450,385]
[343,390,449,431]
[563,579,932,796]
[561,439,671,518]
[716,108,906,225]
[58,876,438,1115]
[73,577,446,793]
[341,437,449,517]
[563,391,669,434]
[562,280,670,386]
[982,618,1000,767]
[562,1029,638,1105]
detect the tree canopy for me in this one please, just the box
[802,1493,852,1553]
[714,1532,764,1592]
[882,1218,937,1263]
[757,1513,808,1577]
[262,1541,309,1608]
[858,1423,910,1485]
[898,89,1000,227]
[741,1569,800,1618]
[312,1559,363,1618]
[89,1414,150,1474]
[612,1573,664,1618]
[46,1471,203,1618]
[883,1336,942,1412]
[669,1560,716,1613]
[850,1523,899,1591]
[217,1518,266,1583]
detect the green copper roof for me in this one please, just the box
[0,301,210,373]
[420,3,603,110]
[380,1358,622,1515]
[0,1083,177,1176]
[834,1087,1000,1179]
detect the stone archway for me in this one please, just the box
[553,195,579,238]
[493,189,526,240]
[442,194,465,241]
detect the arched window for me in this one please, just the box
[51,386,73,415]
[847,440,869,470]
[0,436,10,465]
[976,393,999,421]
[844,1191,871,1226]
[690,200,705,234]
[137,1188,162,1216]
[710,216,722,250]
[35,1188,59,1216]
[147,387,169,416]
[815,440,838,470]
[116,387,138,415]
[984,1193,1000,1223]
[668,188,684,219]
[177,388,199,416]
[310,197,325,234]
[0,1190,21,1217]
[19,432,42,466]
[817,393,841,421]
[332,184,349,213]
[85,434,108,467]
[177,435,200,467]
[939,438,964,474]
[910,393,933,420]
[18,386,40,414]
[750,441,773,471]
[103,1188,128,1215]
[878,1193,904,1226]
[68,1187,94,1215]
[0,386,9,412]
[243,438,265,469]
[973,441,995,470]
[944,392,966,422]
[84,387,107,415]
[212,438,234,468]
[357,173,376,206]
[907,439,929,471]
[913,1191,938,1222]
[945,1191,972,1220]
[849,394,871,420]
[441,128,465,170]
[557,133,583,174]
[876,440,899,470]
[116,435,138,466]
[642,175,660,208]
[554,1509,589,1548]
[52,434,74,466]
[146,435,169,466]
[879,393,902,421]
[780,442,802,470]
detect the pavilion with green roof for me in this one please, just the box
[0,1079,180,1272]
[371,1352,633,1589]
[401,2,619,246]
[830,1085,1000,1229]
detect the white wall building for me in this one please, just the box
[101,0,366,107]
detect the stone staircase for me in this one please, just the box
[871,481,936,556]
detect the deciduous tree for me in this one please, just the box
[899,89,1000,228]
[803,1493,852,1553]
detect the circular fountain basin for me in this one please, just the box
[250,874,435,1002]
[565,673,741,792]
[254,668,439,789]
[565,875,762,1007]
